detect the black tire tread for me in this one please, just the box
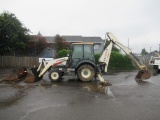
[77,64,95,82]
[48,70,61,82]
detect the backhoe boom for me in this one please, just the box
[106,32,151,80]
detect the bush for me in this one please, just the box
[94,51,135,70]
[57,49,70,58]
[108,51,135,70]
[94,53,101,64]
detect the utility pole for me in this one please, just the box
[150,47,151,53]
[159,44,160,55]
[128,38,129,49]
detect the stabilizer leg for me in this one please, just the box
[97,73,112,86]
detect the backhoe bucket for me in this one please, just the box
[24,67,42,83]
[135,70,151,81]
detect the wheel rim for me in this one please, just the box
[51,72,59,80]
[81,68,91,78]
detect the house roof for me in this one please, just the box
[44,35,104,44]
[44,36,55,43]
[62,36,83,42]
[82,37,104,43]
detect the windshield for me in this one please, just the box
[84,44,94,60]
[72,44,83,59]
[71,44,94,66]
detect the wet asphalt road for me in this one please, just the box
[0,68,160,120]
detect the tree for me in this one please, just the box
[0,11,30,55]
[141,48,148,55]
[54,34,70,52]
[27,35,47,56]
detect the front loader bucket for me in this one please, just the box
[24,67,42,83]
[135,70,151,81]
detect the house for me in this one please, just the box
[36,33,105,57]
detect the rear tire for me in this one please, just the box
[49,70,61,82]
[77,64,95,82]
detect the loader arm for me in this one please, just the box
[38,57,68,77]
[106,32,151,80]
[24,57,69,83]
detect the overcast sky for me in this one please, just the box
[1,0,160,53]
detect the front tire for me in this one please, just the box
[49,70,61,82]
[77,64,95,82]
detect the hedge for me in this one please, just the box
[95,51,135,70]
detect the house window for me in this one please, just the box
[94,44,100,50]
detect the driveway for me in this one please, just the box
[0,68,160,120]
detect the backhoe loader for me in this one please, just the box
[25,32,151,84]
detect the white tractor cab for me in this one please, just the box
[26,32,151,85]
[149,56,160,72]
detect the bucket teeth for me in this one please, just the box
[135,70,151,81]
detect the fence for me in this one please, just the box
[0,56,39,68]
[0,55,152,69]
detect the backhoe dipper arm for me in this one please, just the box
[106,32,151,81]
[107,32,147,71]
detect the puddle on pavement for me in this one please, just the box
[0,77,114,98]
[0,87,27,109]
[34,80,113,96]
[80,82,112,95]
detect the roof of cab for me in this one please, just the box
[72,42,94,45]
